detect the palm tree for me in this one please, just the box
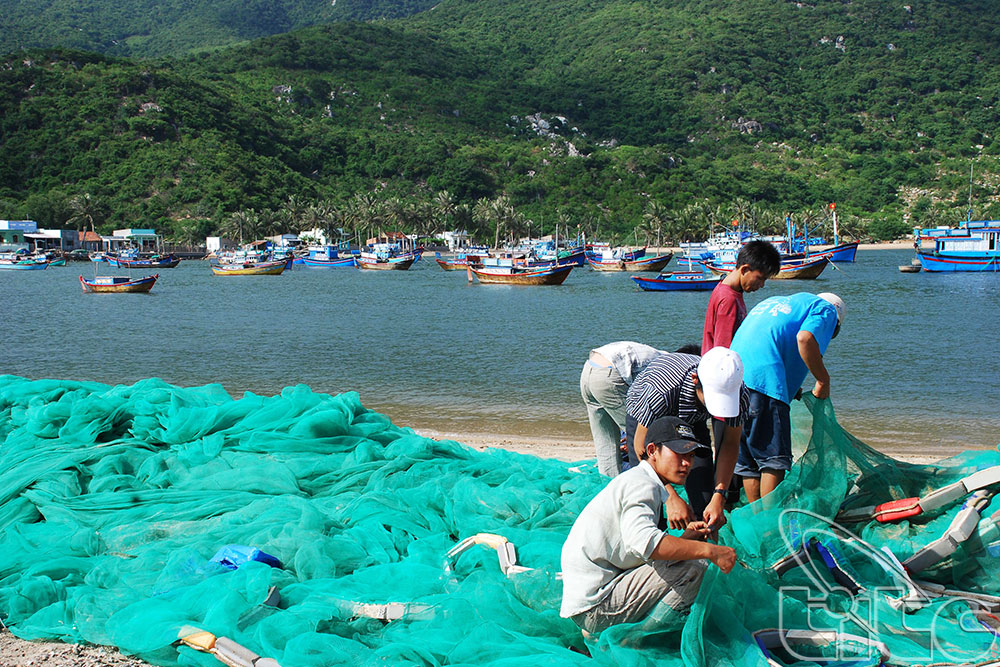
[169,219,206,250]
[351,193,384,244]
[282,195,307,231]
[259,208,289,239]
[433,190,457,232]
[453,203,476,243]
[642,200,671,249]
[473,197,499,248]
[67,193,105,234]
[222,210,252,244]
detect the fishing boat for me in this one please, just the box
[435,248,490,271]
[468,263,572,285]
[809,241,858,263]
[531,240,587,267]
[357,237,419,270]
[293,245,356,268]
[210,259,287,276]
[623,252,673,272]
[357,250,417,270]
[764,255,830,280]
[0,253,49,270]
[80,273,158,293]
[703,254,829,280]
[913,220,1000,272]
[105,252,181,269]
[631,271,722,291]
[586,245,647,271]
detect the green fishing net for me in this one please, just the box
[0,375,998,666]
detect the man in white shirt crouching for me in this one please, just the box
[560,416,738,635]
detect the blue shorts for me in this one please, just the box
[735,390,792,477]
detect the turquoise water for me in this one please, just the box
[2,249,997,455]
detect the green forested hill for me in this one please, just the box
[0,0,438,58]
[3,0,1000,243]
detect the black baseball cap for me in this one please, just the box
[644,416,710,455]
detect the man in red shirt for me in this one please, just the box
[702,240,781,353]
[697,240,780,508]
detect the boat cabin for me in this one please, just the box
[916,220,1000,254]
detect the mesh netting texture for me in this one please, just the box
[0,375,998,666]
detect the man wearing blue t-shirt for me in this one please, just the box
[729,292,845,501]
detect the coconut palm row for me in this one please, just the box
[217,192,865,248]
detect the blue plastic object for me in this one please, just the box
[210,545,283,570]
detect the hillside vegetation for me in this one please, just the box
[3,0,1000,244]
[0,0,434,57]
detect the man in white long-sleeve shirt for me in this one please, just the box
[560,416,737,635]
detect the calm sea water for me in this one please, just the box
[1,249,997,456]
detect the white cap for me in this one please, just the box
[697,347,744,418]
[817,293,845,324]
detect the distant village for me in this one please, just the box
[0,220,474,258]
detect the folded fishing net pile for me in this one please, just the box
[0,375,998,667]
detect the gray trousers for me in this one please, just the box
[571,559,708,634]
[580,362,628,477]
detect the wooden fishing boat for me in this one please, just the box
[469,264,573,285]
[210,260,286,276]
[435,250,490,271]
[586,244,647,271]
[769,255,831,279]
[106,252,181,269]
[703,254,829,280]
[80,273,158,293]
[436,257,466,270]
[357,238,418,270]
[631,271,722,291]
[623,252,673,272]
[587,256,626,271]
[357,253,417,270]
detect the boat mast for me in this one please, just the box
[968,163,974,224]
[830,203,839,246]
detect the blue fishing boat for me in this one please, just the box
[0,255,49,270]
[812,241,859,263]
[914,220,1000,272]
[631,271,722,291]
[293,246,356,268]
[105,252,180,269]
